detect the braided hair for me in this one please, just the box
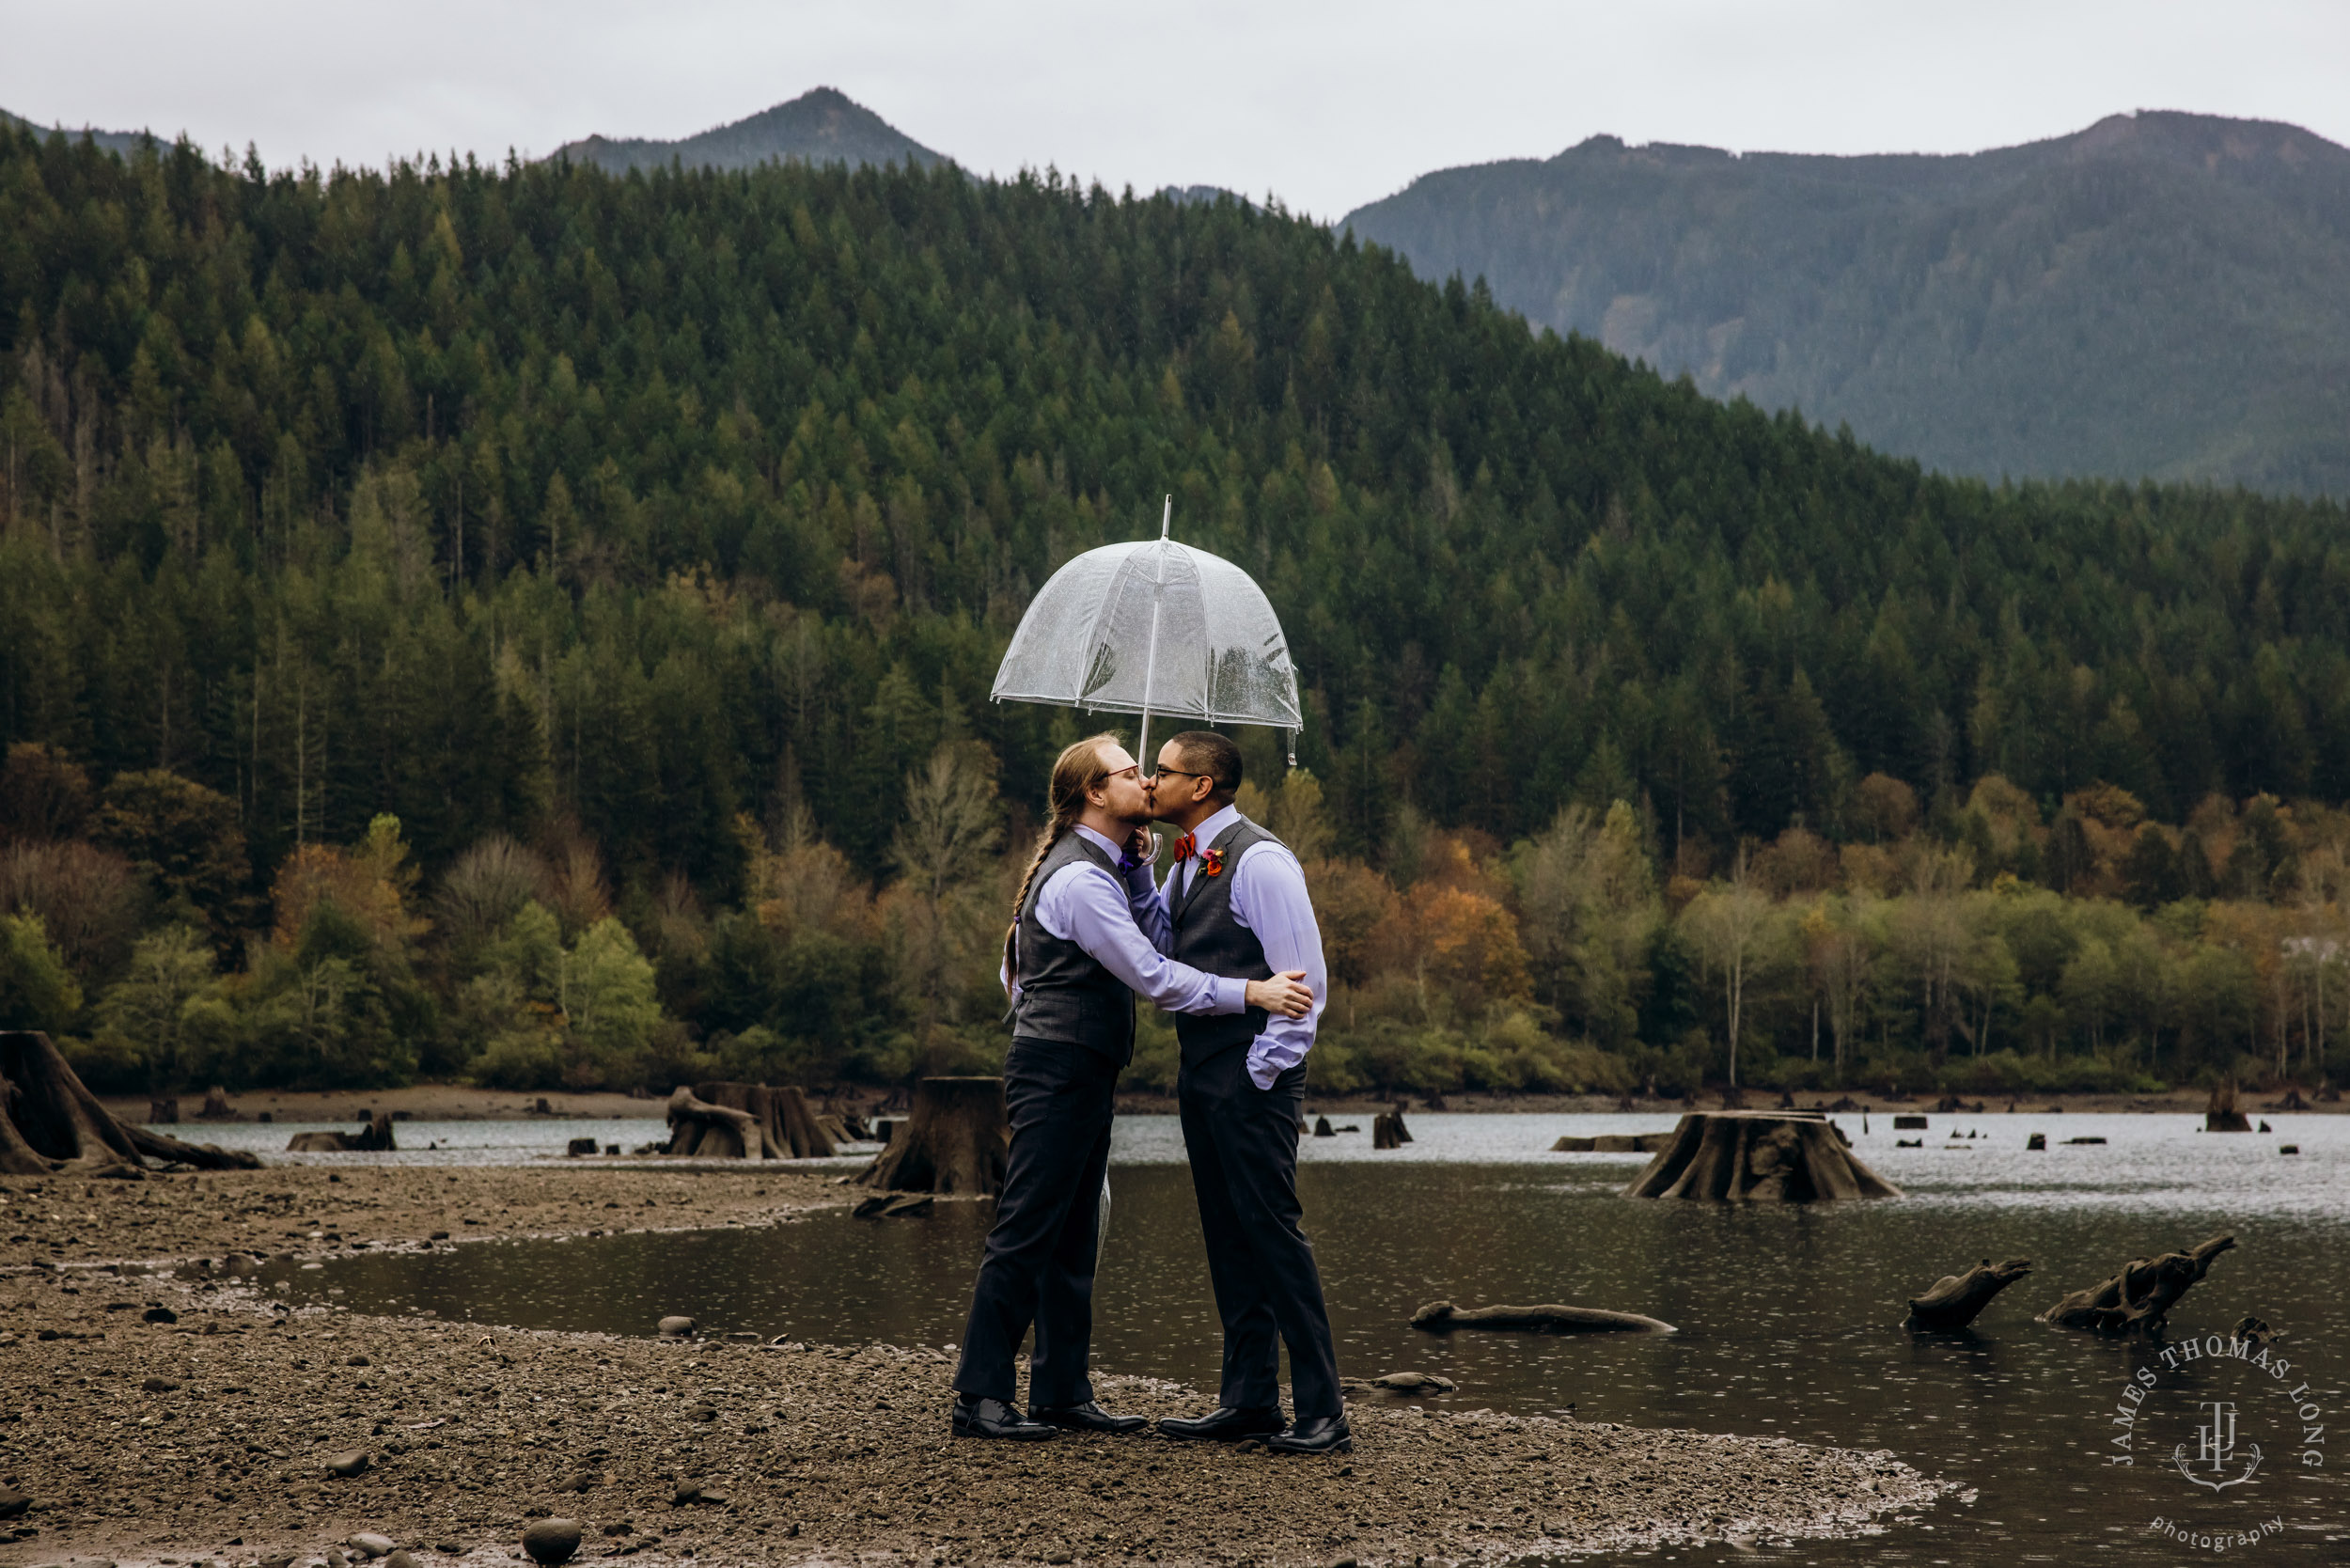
[1004,731,1123,983]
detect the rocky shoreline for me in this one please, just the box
[1,1166,1950,1567]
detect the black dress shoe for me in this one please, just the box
[1156,1405,1287,1442]
[951,1394,1057,1440]
[1031,1401,1148,1435]
[1266,1414,1353,1454]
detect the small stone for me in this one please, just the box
[141,1376,180,1392]
[430,1231,449,1241]
[672,1483,702,1506]
[521,1518,582,1566]
[346,1534,396,1559]
[142,1306,179,1324]
[689,1404,717,1421]
[346,1354,370,1367]
[656,1315,696,1338]
[323,1450,371,1478]
[434,1545,462,1556]
[0,1486,28,1518]
[561,1471,597,1493]
[384,1553,418,1568]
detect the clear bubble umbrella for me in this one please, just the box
[992,498,1303,764]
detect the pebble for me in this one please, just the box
[346,1534,397,1558]
[323,1450,372,1478]
[384,1553,417,1568]
[656,1315,696,1338]
[561,1471,597,1493]
[141,1306,178,1324]
[141,1376,180,1393]
[0,1485,29,1518]
[521,1517,583,1566]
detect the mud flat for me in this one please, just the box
[0,1166,1947,1567]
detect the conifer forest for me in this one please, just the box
[6,126,2350,1098]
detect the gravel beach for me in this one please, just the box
[0,1165,1950,1567]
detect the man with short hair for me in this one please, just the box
[1147,729,1348,1454]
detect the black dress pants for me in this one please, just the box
[1177,1044,1342,1419]
[952,1035,1120,1409]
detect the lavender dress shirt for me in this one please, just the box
[1161,803,1328,1090]
[1001,824,1249,1020]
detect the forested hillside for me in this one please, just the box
[1343,112,2350,494]
[4,124,2348,1100]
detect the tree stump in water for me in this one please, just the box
[1411,1299,1677,1335]
[1904,1258,2033,1330]
[2038,1233,2235,1335]
[665,1083,834,1158]
[287,1112,395,1152]
[0,1030,260,1175]
[1622,1111,1900,1201]
[2204,1083,2252,1132]
[196,1086,242,1121]
[1371,1108,1412,1150]
[856,1076,1008,1195]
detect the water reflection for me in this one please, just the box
[290,1114,2350,1563]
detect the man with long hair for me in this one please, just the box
[1148,729,1348,1454]
[949,732,1312,1440]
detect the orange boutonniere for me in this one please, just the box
[1200,847,1226,878]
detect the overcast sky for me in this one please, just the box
[6,0,2347,218]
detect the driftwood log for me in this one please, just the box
[665,1082,834,1158]
[2039,1233,2236,1335]
[2204,1083,2252,1133]
[1342,1371,1456,1398]
[287,1112,396,1152]
[1411,1299,1677,1335]
[1553,1131,1672,1152]
[1623,1110,1900,1201]
[1904,1257,2033,1330]
[0,1030,259,1175]
[856,1076,1008,1195]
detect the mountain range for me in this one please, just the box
[1340,112,2350,494]
[10,90,2346,492]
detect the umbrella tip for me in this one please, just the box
[1160,494,1172,540]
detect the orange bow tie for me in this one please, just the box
[1172,833,1198,862]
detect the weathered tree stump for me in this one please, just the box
[287,1112,396,1152]
[856,1076,1008,1195]
[665,1083,834,1158]
[196,1086,242,1121]
[1371,1108,1412,1149]
[0,1030,259,1174]
[1312,1115,1337,1137]
[1904,1257,2032,1330]
[2205,1083,2252,1132]
[1411,1299,1677,1335]
[2038,1233,2235,1335]
[1623,1111,1901,1201]
[149,1096,180,1124]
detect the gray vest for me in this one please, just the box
[1167,815,1278,1067]
[1010,831,1136,1063]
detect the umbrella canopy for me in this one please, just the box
[992,527,1302,755]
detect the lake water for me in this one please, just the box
[272,1112,2350,1565]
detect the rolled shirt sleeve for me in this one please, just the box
[1229,840,1327,1089]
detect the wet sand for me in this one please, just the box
[0,1166,1947,1567]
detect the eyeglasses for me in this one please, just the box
[1103,764,1142,782]
[1148,767,1211,784]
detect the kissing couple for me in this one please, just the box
[946,729,1349,1456]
